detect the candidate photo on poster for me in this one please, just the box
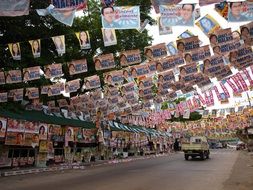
[29,39,41,58]
[76,31,91,49]
[0,118,7,138]
[198,16,216,34]
[8,43,21,60]
[176,4,195,26]
[39,124,48,140]
[52,35,65,55]
[228,2,247,22]
[101,6,120,28]
[102,28,117,46]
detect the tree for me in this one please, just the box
[0,0,153,106]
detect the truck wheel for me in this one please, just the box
[185,155,189,160]
[206,152,210,159]
[200,153,205,160]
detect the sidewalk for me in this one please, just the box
[223,151,253,190]
[0,153,170,177]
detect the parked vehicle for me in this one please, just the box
[182,136,210,160]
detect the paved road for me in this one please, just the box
[0,150,240,190]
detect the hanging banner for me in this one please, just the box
[94,53,115,71]
[158,17,173,35]
[68,59,87,75]
[228,1,253,22]
[65,79,80,93]
[0,117,7,138]
[220,82,230,98]
[144,43,167,60]
[5,70,22,84]
[176,36,200,53]
[212,39,241,56]
[156,54,184,72]
[209,28,233,47]
[102,28,117,47]
[52,35,65,55]
[44,64,63,79]
[25,87,39,99]
[196,14,221,35]
[243,68,253,87]
[75,31,91,49]
[101,6,140,29]
[197,93,206,105]
[213,86,222,101]
[23,66,40,81]
[0,92,8,103]
[236,73,248,91]
[83,75,101,90]
[48,83,64,97]
[104,70,124,85]
[229,46,253,70]
[130,64,149,78]
[0,0,30,16]
[29,39,41,58]
[13,88,24,101]
[119,49,141,67]
[226,79,239,93]
[8,42,21,60]
[159,4,196,27]
[199,0,223,7]
[231,75,244,93]
[51,0,87,10]
[151,0,181,14]
[38,123,48,140]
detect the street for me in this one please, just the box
[0,150,246,190]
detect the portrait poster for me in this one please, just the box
[104,70,124,85]
[199,0,223,7]
[52,35,65,55]
[68,59,88,75]
[139,87,153,98]
[105,86,119,97]
[196,14,221,36]
[144,43,167,60]
[83,75,101,90]
[24,121,39,134]
[5,131,24,145]
[228,1,253,22]
[23,66,40,81]
[65,126,74,142]
[79,128,97,143]
[176,36,200,53]
[0,92,8,103]
[209,28,233,47]
[25,87,39,99]
[212,39,241,56]
[178,30,194,39]
[190,45,211,63]
[147,61,157,74]
[0,72,5,85]
[119,49,141,66]
[13,88,24,102]
[158,70,175,84]
[138,77,153,89]
[123,92,137,101]
[130,64,149,78]
[44,64,63,79]
[24,133,39,147]
[41,85,50,95]
[121,82,136,94]
[158,16,172,35]
[39,140,48,153]
[158,82,172,92]
[102,28,117,47]
[0,117,7,138]
[65,79,80,93]
[75,31,91,49]
[156,55,184,72]
[38,123,48,140]
[94,53,115,71]
[159,4,195,27]
[215,1,228,20]
[5,70,22,84]
[8,43,21,60]
[101,6,140,29]
[29,39,41,58]
[47,83,64,97]
[240,22,253,46]
[167,42,178,56]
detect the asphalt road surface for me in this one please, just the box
[0,150,241,190]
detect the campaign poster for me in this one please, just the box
[5,70,22,84]
[47,83,64,97]
[159,4,195,27]
[157,55,184,72]
[29,39,41,58]
[105,86,118,97]
[199,0,223,7]
[0,117,7,138]
[108,96,119,105]
[44,64,63,79]
[190,45,211,63]
[209,28,233,47]
[52,35,65,55]
[65,79,80,93]
[5,131,25,145]
[102,28,117,47]
[13,88,24,101]
[65,126,74,142]
[104,70,124,85]
[52,0,88,10]
[24,121,39,134]
[0,92,7,103]
[171,81,185,91]
[150,0,181,13]
[179,73,196,83]
[158,82,172,92]
[158,16,172,35]
[146,61,157,75]
[196,14,221,36]
[101,6,140,29]
[240,22,253,46]
[75,31,91,49]
[94,53,115,71]
[76,128,97,143]
[139,87,153,98]
[179,63,198,76]
[181,83,195,94]
[23,66,40,81]
[228,1,253,22]
[119,49,141,66]
[8,42,21,60]
[123,92,137,101]
[194,73,212,88]
[0,72,5,85]
[144,43,167,60]
[178,30,194,39]
[68,59,88,75]
[39,140,48,153]
[57,99,68,108]
[121,82,136,94]
[138,77,153,89]
[167,42,178,56]
[130,64,149,78]
[38,123,48,140]
[24,133,39,147]
[83,75,101,90]
[25,87,39,99]
[215,65,233,81]
[176,36,200,54]
[212,39,241,56]
[215,1,228,20]
[158,70,175,84]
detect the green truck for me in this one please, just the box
[182,136,210,160]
